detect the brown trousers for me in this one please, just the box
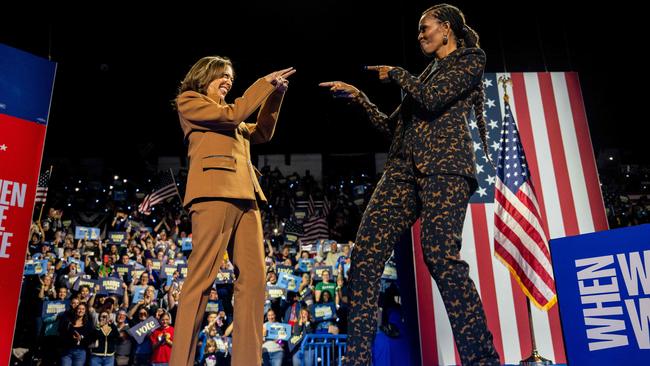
[169,199,266,366]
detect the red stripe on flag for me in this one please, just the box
[537,73,580,236]
[412,220,437,365]
[493,243,548,306]
[565,72,608,232]
[538,73,571,362]
[511,74,550,241]
[470,204,505,364]
[494,213,555,291]
[495,188,548,252]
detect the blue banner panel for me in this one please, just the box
[0,44,56,124]
[550,224,650,365]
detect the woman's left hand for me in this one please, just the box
[365,65,395,81]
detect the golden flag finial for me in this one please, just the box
[498,75,513,104]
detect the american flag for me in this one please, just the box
[493,96,556,310]
[138,171,178,215]
[405,72,608,365]
[301,215,329,244]
[284,219,304,238]
[322,194,331,217]
[35,169,51,203]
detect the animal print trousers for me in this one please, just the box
[344,168,500,366]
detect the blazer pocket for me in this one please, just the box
[202,155,237,171]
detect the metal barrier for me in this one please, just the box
[297,334,348,366]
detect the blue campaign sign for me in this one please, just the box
[128,316,160,344]
[267,285,286,300]
[113,264,132,279]
[132,286,158,304]
[298,259,315,273]
[312,265,332,281]
[73,276,97,292]
[108,232,127,243]
[41,300,69,318]
[74,226,100,240]
[277,272,302,292]
[312,302,337,322]
[151,259,162,271]
[177,264,188,278]
[100,278,124,296]
[0,43,56,124]
[205,300,222,313]
[181,238,192,251]
[162,265,178,279]
[23,260,48,275]
[275,265,294,276]
[265,322,292,341]
[550,224,650,365]
[215,270,235,284]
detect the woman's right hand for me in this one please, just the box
[318,81,366,102]
[264,67,296,92]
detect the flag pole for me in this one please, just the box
[36,165,53,230]
[499,76,554,366]
[520,297,552,366]
[168,168,188,216]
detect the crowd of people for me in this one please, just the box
[12,166,401,366]
[13,160,648,366]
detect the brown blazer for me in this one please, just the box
[177,78,283,208]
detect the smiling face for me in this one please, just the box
[206,65,234,101]
[160,314,170,327]
[267,309,276,322]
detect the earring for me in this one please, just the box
[443,35,448,45]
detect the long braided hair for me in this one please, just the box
[422,4,492,167]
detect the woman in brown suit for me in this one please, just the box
[320,4,500,365]
[169,56,295,366]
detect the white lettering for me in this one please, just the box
[0,204,8,230]
[0,231,13,258]
[585,317,629,351]
[11,183,26,208]
[625,298,650,349]
[576,255,616,280]
[617,251,650,297]
[579,277,619,295]
[0,180,10,205]
[135,321,156,337]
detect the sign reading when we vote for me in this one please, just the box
[551,224,650,365]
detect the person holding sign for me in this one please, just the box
[319,4,499,365]
[171,55,295,366]
[262,309,285,366]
